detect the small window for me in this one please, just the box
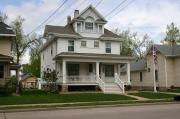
[51,45,53,56]
[105,42,111,53]
[68,40,74,52]
[88,64,93,73]
[140,72,143,82]
[81,41,86,47]
[0,64,4,79]
[155,70,158,82]
[98,25,103,33]
[77,22,81,32]
[94,41,99,48]
[85,22,93,32]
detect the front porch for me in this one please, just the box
[53,53,134,93]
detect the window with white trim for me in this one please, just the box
[85,22,93,32]
[81,41,86,47]
[105,42,111,53]
[94,41,99,48]
[98,25,103,33]
[77,22,82,32]
[0,64,4,79]
[68,40,74,52]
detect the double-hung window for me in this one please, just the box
[68,40,74,52]
[94,41,99,48]
[81,41,86,47]
[0,64,4,79]
[77,22,81,32]
[85,22,93,32]
[98,25,103,33]
[105,42,111,53]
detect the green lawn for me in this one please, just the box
[130,91,177,99]
[167,88,180,93]
[0,90,135,105]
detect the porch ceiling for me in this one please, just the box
[54,52,135,61]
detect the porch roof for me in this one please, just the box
[0,54,13,62]
[54,52,135,60]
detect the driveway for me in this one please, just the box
[1,104,180,119]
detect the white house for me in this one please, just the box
[40,5,134,94]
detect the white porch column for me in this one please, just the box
[96,62,100,78]
[62,60,66,84]
[127,63,130,83]
[118,64,121,76]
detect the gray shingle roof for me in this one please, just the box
[44,24,120,38]
[154,44,180,57]
[0,22,15,36]
[130,59,146,72]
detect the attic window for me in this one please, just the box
[77,22,82,32]
[98,25,103,33]
[85,22,93,32]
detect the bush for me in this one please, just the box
[4,77,17,95]
[170,85,175,89]
[125,85,132,91]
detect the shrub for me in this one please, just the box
[170,85,175,89]
[125,85,132,91]
[4,77,17,95]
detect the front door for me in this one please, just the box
[104,64,114,77]
[67,64,79,76]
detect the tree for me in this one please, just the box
[163,22,180,45]
[0,11,8,22]
[115,29,152,59]
[11,16,37,94]
[22,35,42,77]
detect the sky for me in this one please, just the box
[1,0,180,64]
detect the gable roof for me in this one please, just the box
[147,44,180,57]
[0,22,15,36]
[44,23,80,37]
[130,59,146,72]
[76,5,107,22]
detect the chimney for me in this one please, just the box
[67,16,71,24]
[74,10,79,18]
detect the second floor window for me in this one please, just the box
[98,25,103,33]
[94,41,99,48]
[68,40,74,52]
[85,22,93,32]
[105,42,111,53]
[81,41,86,47]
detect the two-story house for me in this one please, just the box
[0,21,16,86]
[40,5,134,93]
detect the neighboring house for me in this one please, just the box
[21,74,38,89]
[0,21,16,86]
[130,44,180,90]
[40,5,134,93]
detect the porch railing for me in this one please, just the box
[96,76,105,91]
[65,75,97,84]
[114,73,125,93]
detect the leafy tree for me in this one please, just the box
[43,69,58,92]
[11,16,37,94]
[22,35,42,77]
[0,11,8,22]
[163,22,180,45]
[115,29,152,59]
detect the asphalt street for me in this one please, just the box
[1,104,180,119]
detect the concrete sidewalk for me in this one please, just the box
[125,94,149,100]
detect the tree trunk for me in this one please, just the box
[15,55,20,94]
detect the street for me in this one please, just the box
[1,104,180,119]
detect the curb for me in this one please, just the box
[0,101,179,113]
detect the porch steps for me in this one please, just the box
[103,83,123,94]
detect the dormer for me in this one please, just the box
[72,5,107,37]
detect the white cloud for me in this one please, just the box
[2,0,180,64]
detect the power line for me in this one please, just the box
[27,0,68,36]
[108,0,135,20]
[95,0,103,8]
[54,0,88,25]
[105,0,128,18]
